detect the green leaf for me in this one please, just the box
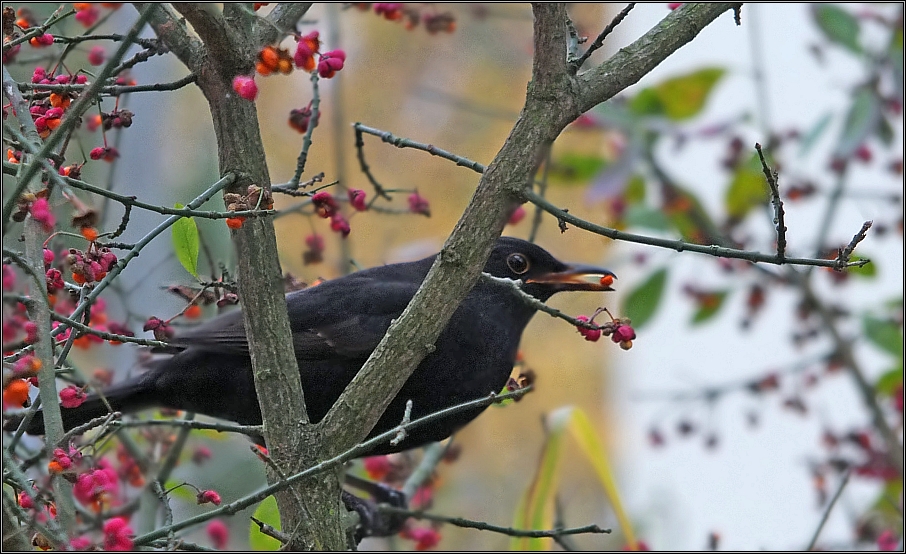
[847,256,876,278]
[172,207,199,279]
[250,496,282,551]
[622,268,667,329]
[549,153,608,184]
[654,68,725,121]
[812,4,862,53]
[862,314,904,358]
[628,87,664,117]
[625,205,670,231]
[691,290,729,325]
[798,112,833,158]
[875,365,904,396]
[725,154,770,219]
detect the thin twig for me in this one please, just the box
[287,72,322,188]
[110,418,263,437]
[806,469,851,551]
[837,220,872,263]
[353,125,394,200]
[152,481,177,551]
[376,505,611,539]
[19,74,198,96]
[571,4,636,70]
[755,143,787,259]
[354,123,488,175]
[480,273,603,331]
[525,189,869,270]
[56,172,271,220]
[250,516,291,545]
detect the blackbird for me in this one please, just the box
[18,237,615,456]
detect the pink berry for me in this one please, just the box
[231,75,258,101]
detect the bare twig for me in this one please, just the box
[806,469,851,551]
[755,143,787,259]
[571,3,636,70]
[837,221,872,263]
[354,123,488,175]
[20,74,198,96]
[287,72,322,188]
[525,189,870,270]
[110,418,263,437]
[375,505,611,539]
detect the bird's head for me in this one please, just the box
[485,237,616,302]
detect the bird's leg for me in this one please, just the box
[342,473,409,542]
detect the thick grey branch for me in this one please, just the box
[257,3,314,46]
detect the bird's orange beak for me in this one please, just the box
[527,264,617,292]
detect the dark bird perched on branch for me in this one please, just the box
[16,237,615,455]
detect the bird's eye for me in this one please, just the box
[507,253,530,275]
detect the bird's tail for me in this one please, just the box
[12,375,157,436]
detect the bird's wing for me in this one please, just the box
[164,274,419,360]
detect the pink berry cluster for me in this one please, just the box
[232,30,347,103]
[311,190,354,238]
[65,245,118,285]
[575,314,637,350]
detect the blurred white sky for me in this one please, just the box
[608,3,903,550]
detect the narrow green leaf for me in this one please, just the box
[862,314,903,357]
[691,290,729,325]
[172,207,199,278]
[654,68,725,121]
[798,112,833,158]
[835,87,882,159]
[812,4,862,53]
[250,496,282,551]
[622,268,667,329]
